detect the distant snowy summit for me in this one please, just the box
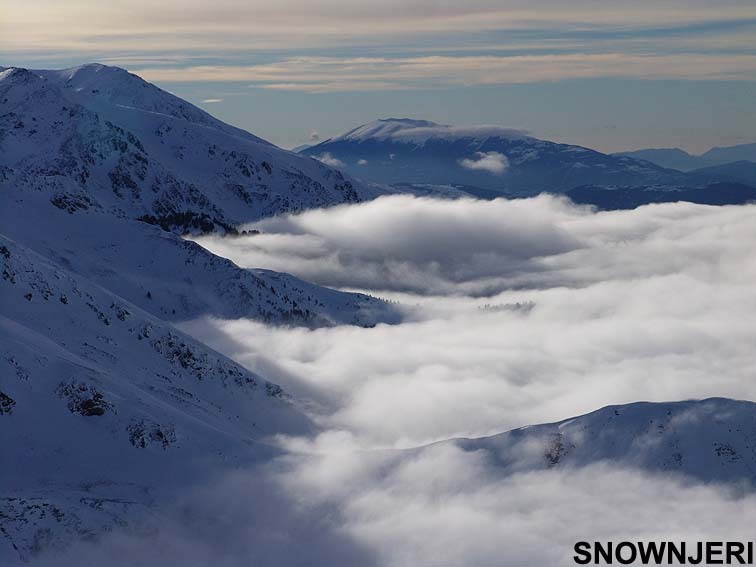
[301,118,687,196]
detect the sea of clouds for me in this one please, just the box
[190,195,756,446]
[38,195,756,566]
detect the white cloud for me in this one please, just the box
[129,53,756,92]
[189,196,756,447]
[199,97,223,103]
[36,447,756,567]
[309,130,320,142]
[357,159,368,165]
[194,194,583,295]
[459,151,509,174]
[313,152,345,167]
[270,445,756,567]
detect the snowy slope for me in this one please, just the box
[0,65,384,230]
[302,118,688,196]
[444,398,756,484]
[0,65,398,561]
[0,193,395,327]
[0,235,314,563]
[0,64,397,327]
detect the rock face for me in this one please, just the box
[301,118,688,196]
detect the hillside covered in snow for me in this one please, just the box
[0,65,398,562]
[0,234,316,562]
[0,64,384,228]
[0,64,398,326]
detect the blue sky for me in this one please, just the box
[2,0,755,152]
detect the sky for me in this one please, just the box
[2,1,756,153]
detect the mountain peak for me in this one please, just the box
[330,117,530,145]
[0,66,39,85]
[335,117,443,142]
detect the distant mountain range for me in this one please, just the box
[567,182,756,210]
[614,143,756,172]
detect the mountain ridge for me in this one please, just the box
[615,142,756,171]
[438,397,756,484]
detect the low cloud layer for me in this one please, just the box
[196,194,756,296]
[196,194,582,295]
[459,150,509,174]
[40,195,756,565]
[34,450,756,567]
[190,196,756,448]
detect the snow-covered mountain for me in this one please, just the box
[443,398,756,484]
[0,65,398,562]
[1,193,395,327]
[300,118,687,196]
[0,234,316,563]
[0,64,384,228]
[0,63,397,327]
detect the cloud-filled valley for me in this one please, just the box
[64,194,746,565]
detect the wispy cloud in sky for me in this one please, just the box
[3,0,754,151]
[4,1,756,52]
[129,53,756,92]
